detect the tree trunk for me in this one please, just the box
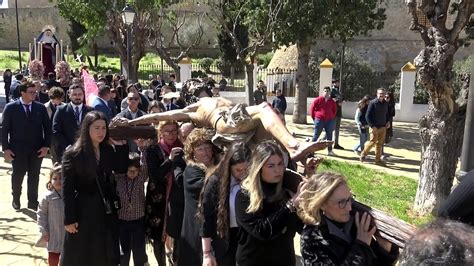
[93,42,98,68]
[415,101,465,214]
[245,63,255,105]
[413,27,466,215]
[292,41,310,124]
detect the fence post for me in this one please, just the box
[179,57,192,82]
[319,58,333,96]
[399,62,416,119]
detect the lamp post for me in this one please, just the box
[15,0,22,71]
[121,4,136,83]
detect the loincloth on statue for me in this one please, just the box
[211,103,256,149]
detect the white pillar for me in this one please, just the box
[179,57,192,82]
[319,58,333,95]
[399,62,417,120]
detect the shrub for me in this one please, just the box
[198,57,214,73]
[257,52,274,68]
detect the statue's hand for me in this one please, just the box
[110,117,130,128]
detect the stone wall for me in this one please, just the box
[310,1,474,71]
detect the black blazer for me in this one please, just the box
[52,103,93,159]
[2,100,51,154]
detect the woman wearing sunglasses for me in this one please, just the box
[298,172,399,265]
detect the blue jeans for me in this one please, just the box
[312,118,335,150]
[354,126,369,152]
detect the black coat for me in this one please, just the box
[166,154,186,239]
[177,163,206,266]
[235,182,301,266]
[438,171,474,226]
[300,217,399,266]
[2,100,51,154]
[144,144,171,242]
[61,144,128,266]
[200,174,238,265]
[52,103,93,160]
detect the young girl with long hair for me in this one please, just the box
[60,111,129,266]
[235,140,305,266]
[199,142,251,266]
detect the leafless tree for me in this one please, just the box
[149,8,205,81]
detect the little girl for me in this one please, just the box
[37,165,64,266]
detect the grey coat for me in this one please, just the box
[37,189,65,253]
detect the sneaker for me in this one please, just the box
[334,144,344,150]
[375,160,387,167]
[327,150,336,156]
[360,155,366,162]
[353,149,361,156]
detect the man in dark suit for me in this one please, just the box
[116,91,146,152]
[9,73,24,101]
[92,84,114,122]
[2,81,52,210]
[52,84,93,162]
[161,86,180,111]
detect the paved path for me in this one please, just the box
[0,88,422,265]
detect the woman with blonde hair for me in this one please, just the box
[235,140,304,266]
[298,172,398,265]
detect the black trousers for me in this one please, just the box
[11,150,43,206]
[119,217,147,266]
[152,237,166,266]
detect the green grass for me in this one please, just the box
[0,50,30,71]
[318,159,431,226]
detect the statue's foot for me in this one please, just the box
[289,140,333,162]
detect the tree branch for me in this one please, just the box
[449,0,474,43]
[407,0,431,45]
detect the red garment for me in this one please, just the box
[309,96,337,121]
[48,252,60,266]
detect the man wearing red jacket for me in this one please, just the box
[309,86,337,155]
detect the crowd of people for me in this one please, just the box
[309,79,396,166]
[2,67,474,266]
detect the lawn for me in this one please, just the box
[318,159,431,226]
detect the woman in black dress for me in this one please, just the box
[199,142,251,266]
[235,140,304,266]
[177,128,219,266]
[61,111,129,266]
[144,120,184,266]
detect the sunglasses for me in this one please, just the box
[128,97,139,101]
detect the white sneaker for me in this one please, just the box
[381,155,388,161]
[328,150,336,156]
[353,149,361,156]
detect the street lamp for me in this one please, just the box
[121,4,136,83]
